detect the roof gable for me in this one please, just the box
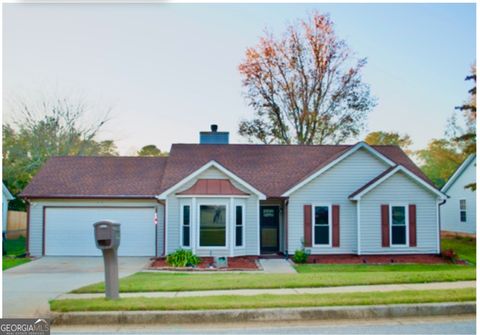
[157,160,266,199]
[441,155,476,193]
[349,165,446,200]
[281,142,395,196]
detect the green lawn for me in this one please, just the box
[3,257,30,270]
[73,264,475,293]
[51,288,475,312]
[3,236,30,270]
[442,236,476,264]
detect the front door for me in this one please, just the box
[260,206,279,254]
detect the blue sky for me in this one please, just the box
[3,3,476,154]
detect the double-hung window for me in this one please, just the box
[235,205,244,247]
[391,205,407,246]
[460,200,467,222]
[314,205,330,245]
[181,205,190,247]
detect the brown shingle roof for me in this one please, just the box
[21,156,167,198]
[160,143,434,197]
[21,143,435,199]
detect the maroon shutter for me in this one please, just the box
[381,204,390,247]
[332,205,340,247]
[409,204,417,247]
[304,205,312,247]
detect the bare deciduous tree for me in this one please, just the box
[238,13,375,144]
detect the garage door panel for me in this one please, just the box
[45,207,155,256]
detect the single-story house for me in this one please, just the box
[3,183,14,234]
[440,154,476,235]
[21,126,446,257]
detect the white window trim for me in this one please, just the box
[234,204,245,249]
[389,204,409,247]
[180,203,192,249]
[312,203,332,247]
[197,200,229,249]
[459,199,467,223]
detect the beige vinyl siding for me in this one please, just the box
[441,158,476,234]
[359,172,439,254]
[166,166,260,256]
[28,199,162,257]
[287,148,389,254]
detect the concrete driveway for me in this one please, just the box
[3,256,149,318]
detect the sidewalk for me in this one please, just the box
[57,280,476,300]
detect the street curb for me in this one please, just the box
[51,302,476,325]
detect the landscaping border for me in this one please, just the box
[51,302,475,325]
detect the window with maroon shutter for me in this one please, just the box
[332,205,340,247]
[381,204,390,247]
[303,205,312,247]
[409,204,417,247]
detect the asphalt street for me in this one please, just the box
[51,315,476,335]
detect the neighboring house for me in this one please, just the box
[2,183,14,234]
[21,125,446,257]
[440,155,476,235]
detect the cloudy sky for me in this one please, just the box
[3,3,476,154]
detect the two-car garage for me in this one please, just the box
[44,207,157,256]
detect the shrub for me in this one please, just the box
[166,249,201,267]
[293,248,309,264]
[441,249,458,263]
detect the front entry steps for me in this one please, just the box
[259,258,297,273]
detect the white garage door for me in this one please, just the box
[45,207,156,256]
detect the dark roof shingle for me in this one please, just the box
[21,156,167,198]
[21,143,434,199]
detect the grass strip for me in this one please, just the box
[73,266,475,293]
[3,257,30,271]
[51,288,475,312]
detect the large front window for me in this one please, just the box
[314,205,330,245]
[391,206,407,245]
[199,205,226,247]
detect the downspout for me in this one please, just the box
[25,199,30,256]
[438,198,447,254]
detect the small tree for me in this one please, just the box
[137,145,167,157]
[238,13,375,145]
[416,139,466,189]
[364,131,413,153]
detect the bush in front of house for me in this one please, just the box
[293,248,309,263]
[441,249,458,263]
[166,249,201,267]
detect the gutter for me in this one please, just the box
[438,198,447,254]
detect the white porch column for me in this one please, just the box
[192,197,197,254]
[229,197,234,257]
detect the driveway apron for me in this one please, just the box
[3,256,149,318]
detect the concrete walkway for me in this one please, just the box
[258,258,296,273]
[57,280,475,300]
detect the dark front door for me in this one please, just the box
[260,206,280,254]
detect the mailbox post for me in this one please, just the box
[93,220,121,300]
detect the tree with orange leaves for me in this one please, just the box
[238,13,375,144]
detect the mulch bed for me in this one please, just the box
[300,254,455,264]
[150,256,260,271]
